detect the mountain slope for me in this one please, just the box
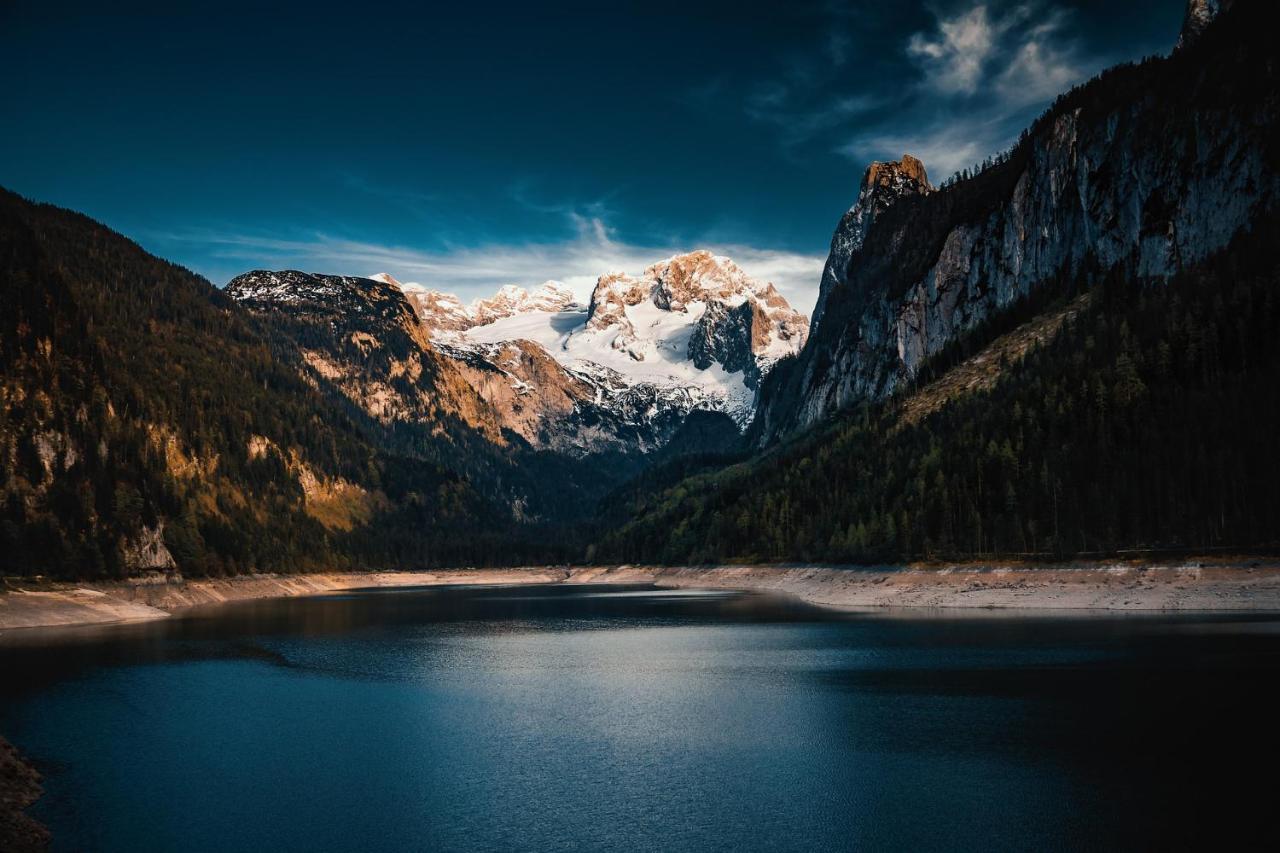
[224,270,643,520]
[753,0,1278,442]
[0,191,569,579]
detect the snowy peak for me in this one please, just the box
[390,279,578,333]
[367,272,404,289]
[583,250,808,374]
[473,280,576,326]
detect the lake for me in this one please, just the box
[2,583,1277,851]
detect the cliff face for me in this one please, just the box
[754,0,1278,443]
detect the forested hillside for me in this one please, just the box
[597,219,1280,563]
[0,189,576,579]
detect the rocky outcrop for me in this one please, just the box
[753,1,1278,442]
[1176,0,1230,49]
[811,155,932,333]
[688,300,766,386]
[121,522,176,572]
[0,736,50,853]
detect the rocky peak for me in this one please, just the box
[811,155,933,331]
[408,289,474,333]
[1177,0,1229,49]
[863,154,930,194]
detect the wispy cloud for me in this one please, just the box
[153,214,826,316]
[740,1,1120,180]
[907,4,1025,95]
[842,2,1104,178]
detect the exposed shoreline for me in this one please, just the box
[4,558,1280,634]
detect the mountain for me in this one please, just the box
[226,270,503,444]
[223,269,645,519]
[5,0,1276,580]
[0,190,542,579]
[438,250,807,435]
[599,0,1280,564]
[227,251,803,458]
[580,251,808,391]
[752,0,1276,443]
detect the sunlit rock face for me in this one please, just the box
[752,2,1277,444]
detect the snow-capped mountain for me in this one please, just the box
[435,250,808,428]
[225,252,805,457]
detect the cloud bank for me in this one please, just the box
[157,215,827,317]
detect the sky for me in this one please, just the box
[1,1,1183,313]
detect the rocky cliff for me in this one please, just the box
[754,0,1277,442]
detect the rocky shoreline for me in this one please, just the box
[4,559,1280,634]
[0,736,49,853]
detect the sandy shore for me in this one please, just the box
[4,559,1280,633]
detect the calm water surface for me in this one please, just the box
[2,583,1278,851]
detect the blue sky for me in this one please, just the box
[1,1,1182,312]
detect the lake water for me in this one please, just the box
[2,584,1277,851]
